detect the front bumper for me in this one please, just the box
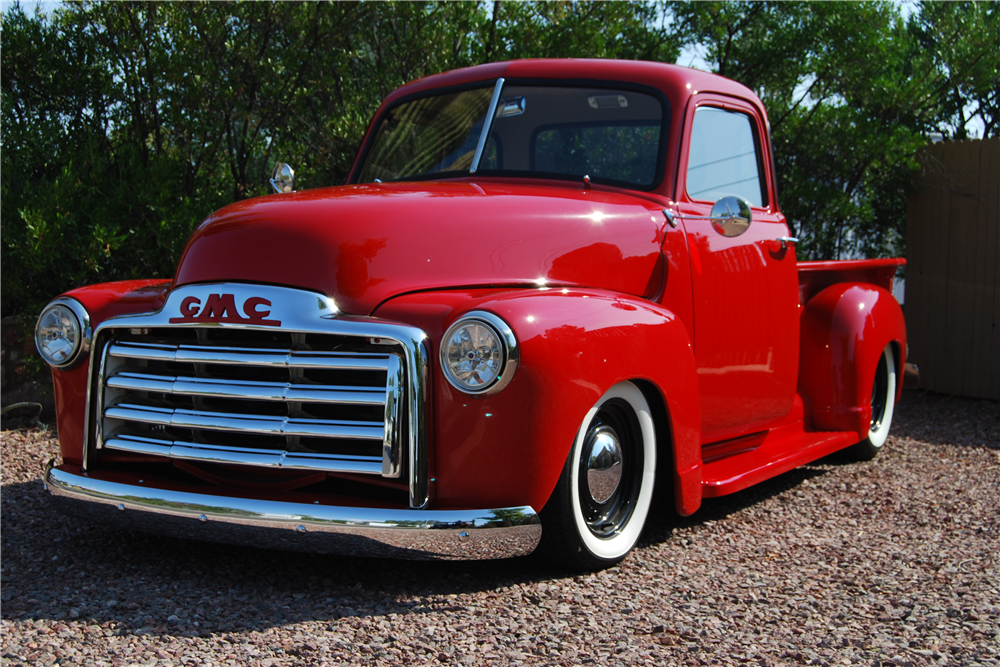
[44,463,541,560]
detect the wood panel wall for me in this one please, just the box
[906,138,1000,400]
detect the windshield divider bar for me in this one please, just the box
[470,78,505,174]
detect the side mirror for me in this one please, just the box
[270,162,295,194]
[709,196,752,237]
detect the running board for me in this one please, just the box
[701,428,859,498]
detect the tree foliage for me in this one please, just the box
[2,0,997,318]
[666,0,999,260]
[1,0,675,318]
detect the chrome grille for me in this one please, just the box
[94,336,405,478]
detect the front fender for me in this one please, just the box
[45,280,173,467]
[375,288,702,516]
[798,283,906,437]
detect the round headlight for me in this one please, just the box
[440,311,518,395]
[35,299,90,368]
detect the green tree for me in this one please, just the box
[3,0,996,320]
[1,1,680,319]
[666,0,999,260]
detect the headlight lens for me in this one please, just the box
[441,311,518,395]
[35,299,89,368]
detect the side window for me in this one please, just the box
[686,106,766,207]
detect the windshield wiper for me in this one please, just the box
[470,78,505,175]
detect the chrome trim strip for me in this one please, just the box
[382,354,404,477]
[45,464,541,561]
[89,340,116,466]
[109,342,394,370]
[85,283,431,508]
[104,404,386,440]
[103,435,382,473]
[105,372,387,405]
[470,77,505,174]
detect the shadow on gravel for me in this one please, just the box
[1,477,574,639]
[640,465,829,549]
[1,468,828,638]
[3,389,995,639]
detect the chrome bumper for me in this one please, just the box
[44,463,541,560]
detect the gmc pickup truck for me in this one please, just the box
[36,59,906,571]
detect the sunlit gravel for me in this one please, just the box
[2,390,998,666]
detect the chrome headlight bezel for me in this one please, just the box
[35,297,91,369]
[440,311,518,396]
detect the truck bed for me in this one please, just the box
[797,258,905,304]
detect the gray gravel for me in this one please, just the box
[2,390,998,666]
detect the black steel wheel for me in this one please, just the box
[539,382,656,571]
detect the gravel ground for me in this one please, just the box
[2,390,998,666]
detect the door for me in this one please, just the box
[677,96,800,442]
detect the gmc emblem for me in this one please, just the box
[168,294,281,326]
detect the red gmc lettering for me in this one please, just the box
[201,294,238,319]
[168,294,281,326]
[179,296,201,318]
[243,297,272,320]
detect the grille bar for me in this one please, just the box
[108,342,393,370]
[84,283,429,507]
[105,404,386,440]
[106,372,387,405]
[104,435,382,474]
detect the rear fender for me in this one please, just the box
[798,283,906,437]
[375,288,703,516]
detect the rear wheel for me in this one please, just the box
[851,344,897,460]
[539,382,656,571]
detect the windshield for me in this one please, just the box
[357,81,666,189]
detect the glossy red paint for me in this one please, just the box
[38,59,912,563]
[798,283,907,436]
[798,258,904,305]
[672,93,799,442]
[175,181,668,315]
[349,59,764,203]
[49,363,89,467]
[65,279,173,325]
[49,280,172,465]
[374,287,704,515]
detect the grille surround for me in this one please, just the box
[96,340,403,476]
[82,283,430,508]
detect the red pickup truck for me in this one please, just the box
[36,59,906,570]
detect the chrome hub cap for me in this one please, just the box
[585,427,623,504]
[576,398,643,539]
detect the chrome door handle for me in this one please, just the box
[776,236,799,250]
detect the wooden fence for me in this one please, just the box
[905,137,999,400]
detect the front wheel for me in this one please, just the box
[851,344,897,461]
[539,382,656,571]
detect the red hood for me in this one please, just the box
[175,180,666,315]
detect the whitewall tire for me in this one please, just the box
[539,381,656,571]
[852,344,897,460]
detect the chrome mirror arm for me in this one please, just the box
[662,196,753,238]
[662,209,727,227]
[470,78,505,174]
